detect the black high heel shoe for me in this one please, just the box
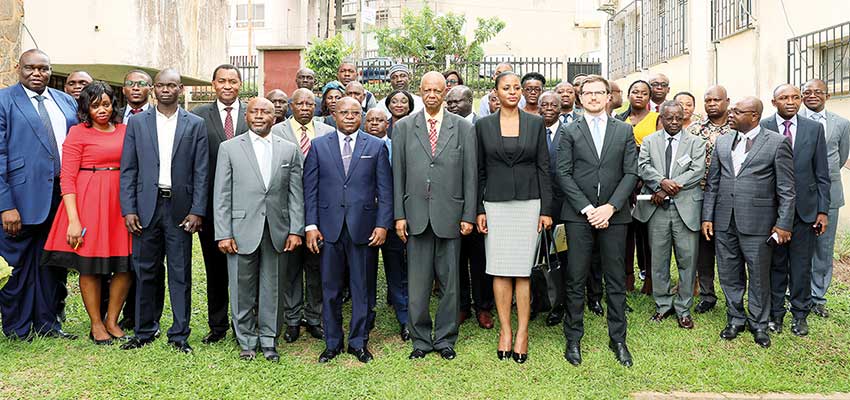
[512,352,528,364]
[89,331,113,346]
[497,350,513,360]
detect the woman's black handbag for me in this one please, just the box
[533,228,560,273]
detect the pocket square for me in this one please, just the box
[360,155,374,159]
[281,163,291,168]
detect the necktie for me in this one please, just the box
[33,95,61,172]
[224,106,234,139]
[746,137,754,153]
[546,128,553,150]
[815,113,827,130]
[342,136,353,175]
[428,118,438,156]
[665,136,674,178]
[591,118,604,157]
[782,119,793,147]
[130,108,143,115]
[299,126,311,156]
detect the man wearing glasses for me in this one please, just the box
[648,73,670,113]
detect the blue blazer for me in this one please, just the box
[0,84,77,225]
[120,107,209,228]
[303,130,393,244]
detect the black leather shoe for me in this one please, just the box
[201,331,227,344]
[439,347,456,360]
[239,349,256,360]
[399,324,410,341]
[720,324,745,340]
[512,352,528,364]
[694,300,716,314]
[497,350,513,360]
[305,324,324,340]
[564,342,582,366]
[608,341,633,367]
[42,329,78,340]
[261,347,280,362]
[168,340,193,354]
[812,304,829,318]
[752,329,771,348]
[409,349,428,359]
[120,336,154,350]
[791,318,809,336]
[284,325,300,343]
[89,332,113,346]
[318,347,342,363]
[546,308,564,326]
[768,316,783,334]
[588,301,604,317]
[347,346,374,363]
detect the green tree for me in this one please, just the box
[305,34,354,87]
[373,5,505,64]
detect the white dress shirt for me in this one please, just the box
[663,131,681,177]
[580,112,609,215]
[547,121,560,144]
[122,102,151,124]
[156,108,179,188]
[775,114,798,148]
[732,126,760,176]
[464,113,475,124]
[22,86,67,160]
[217,99,239,129]
[249,130,273,189]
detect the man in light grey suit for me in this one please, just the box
[634,101,706,330]
[393,72,477,361]
[802,79,850,319]
[701,97,795,348]
[214,98,304,362]
[269,88,335,343]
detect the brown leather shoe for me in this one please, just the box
[476,310,494,329]
[458,310,469,324]
[678,315,694,329]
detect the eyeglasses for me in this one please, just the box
[728,109,757,116]
[802,90,827,96]
[125,80,152,88]
[650,82,669,88]
[446,79,459,85]
[581,90,608,97]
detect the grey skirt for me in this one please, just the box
[483,199,541,277]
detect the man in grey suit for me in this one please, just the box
[557,75,637,367]
[702,96,795,348]
[634,101,706,330]
[393,71,477,361]
[269,88,335,342]
[760,84,830,337]
[214,98,304,362]
[191,64,249,344]
[802,79,850,319]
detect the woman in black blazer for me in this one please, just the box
[476,71,553,363]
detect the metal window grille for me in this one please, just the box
[788,21,850,95]
[642,0,688,67]
[608,1,641,80]
[710,0,752,41]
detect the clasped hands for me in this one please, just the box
[586,204,615,229]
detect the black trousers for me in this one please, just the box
[696,234,717,303]
[199,220,230,334]
[770,217,815,319]
[459,231,493,313]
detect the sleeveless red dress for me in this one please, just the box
[41,123,132,275]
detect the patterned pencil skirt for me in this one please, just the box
[483,199,541,278]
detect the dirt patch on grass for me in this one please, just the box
[833,258,850,285]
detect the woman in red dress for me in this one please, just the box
[42,82,132,345]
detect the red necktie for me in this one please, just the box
[130,108,143,115]
[782,120,793,146]
[224,106,234,139]
[428,118,438,156]
[299,126,311,155]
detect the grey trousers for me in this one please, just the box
[647,205,698,316]
[281,246,322,326]
[812,208,839,305]
[407,225,460,352]
[714,217,772,330]
[227,225,284,350]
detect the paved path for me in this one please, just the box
[633,393,850,399]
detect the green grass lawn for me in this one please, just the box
[1,238,850,400]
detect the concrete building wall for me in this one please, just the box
[228,0,321,58]
[0,0,23,87]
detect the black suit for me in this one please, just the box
[760,115,830,320]
[191,101,248,335]
[556,115,637,343]
[459,113,491,315]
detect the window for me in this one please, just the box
[642,0,688,67]
[607,1,641,80]
[236,3,265,28]
[788,22,850,95]
[376,9,389,28]
[711,0,753,41]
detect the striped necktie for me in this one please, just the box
[299,126,311,155]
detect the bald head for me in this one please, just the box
[17,49,51,93]
[155,68,181,82]
[649,72,670,103]
[265,89,289,121]
[420,71,447,113]
[345,81,366,104]
[334,97,363,134]
[364,108,389,138]
[246,97,276,136]
[802,79,829,113]
[445,85,473,117]
[296,67,317,89]
[290,88,317,125]
[153,68,182,106]
[703,85,730,121]
[729,96,763,132]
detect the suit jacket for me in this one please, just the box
[0,84,77,226]
[545,121,565,202]
[633,130,706,231]
[760,115,830,223]
[475,110,552,215]
[191,101,249,218]
[270,117,335,166]
[702,127,795,235]
[119,107,209,228]
[213,133,304,254]
[555,115,638,224]
[392,109,477,239]
[303,130,393,244]
[800,110,849,208]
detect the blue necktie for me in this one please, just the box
[34,95,61,173]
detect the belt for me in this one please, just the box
[158,188,172,198]
[79,167,120,171]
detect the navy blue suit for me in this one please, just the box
[120,107,209,342]
[303,130,392,350]
[0,84,77,338]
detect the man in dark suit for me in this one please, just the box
[702,96,794,348]
[119,68,209,353]
[555,83,578,125]
[265,89,288,124]
[0,49,78,340]
[556,75,637,367]
[393,72,477,361]
[445,85,493,329]
[191,64,249,345]
[760,84,829,337]
[304,98,393,363]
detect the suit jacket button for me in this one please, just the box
[49,156,55,160]
[430,163,434,167]
[344,184,347,189]
[261,211,265,216]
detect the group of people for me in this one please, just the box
[1,49,847,369]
